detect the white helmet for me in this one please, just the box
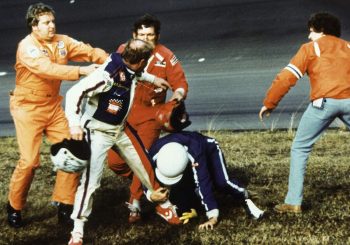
[155,142,189,185]
[50,138,91,173]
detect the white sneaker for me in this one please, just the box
[245,199,264,220]
[68,232,83,245]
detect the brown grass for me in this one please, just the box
[0,129,350,244]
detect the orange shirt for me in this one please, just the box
[264,35,350,109]
[15,34,108,95]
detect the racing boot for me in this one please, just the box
[7,202,23,228]
[58,203,74,225]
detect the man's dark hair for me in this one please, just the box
[308,12,341,37]
[133,14,161,35]
[26,2,55,31]
[122,39,153,64]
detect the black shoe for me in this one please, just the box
[57,203,73,225]
[7,203,23,228]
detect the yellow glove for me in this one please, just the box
[179,208,198,224]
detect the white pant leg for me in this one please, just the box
[115,130,154,192]
[71,130,114,222]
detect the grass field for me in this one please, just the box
[0,129,350,244]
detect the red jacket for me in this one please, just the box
[117,43,188,124]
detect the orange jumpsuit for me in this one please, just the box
[107,43,188,203]
[9,33,108,210]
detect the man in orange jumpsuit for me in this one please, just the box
[7,2,108,228]
[107,14,188,223]
[259,12,350,213]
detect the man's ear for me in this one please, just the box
[133,59,147,72]
[133,32,137,39]
[139,59,146,66]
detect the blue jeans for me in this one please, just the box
[285,98,350,205]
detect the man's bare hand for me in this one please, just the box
[153,77,170,90]
[70,126,84,141]
[259,106,272,121]
[150,187,169,202]
[79,64,100,76]
[198,217,218,230]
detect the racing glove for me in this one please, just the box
[179,208,198,224]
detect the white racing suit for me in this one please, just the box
[65,53,160,226]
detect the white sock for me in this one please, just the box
[132,199,141,210]
[72,219,85,236]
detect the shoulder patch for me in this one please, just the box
[57,40,65,49]
[26,46,40,58]
[170,55,179,66]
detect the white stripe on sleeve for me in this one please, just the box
[285,63,303,79]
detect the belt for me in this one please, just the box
[13,86,59,98]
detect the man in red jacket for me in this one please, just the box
[107,14,189,223]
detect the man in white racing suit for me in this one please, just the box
[65,39,177,245]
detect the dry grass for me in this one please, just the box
[0,129,350,244]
